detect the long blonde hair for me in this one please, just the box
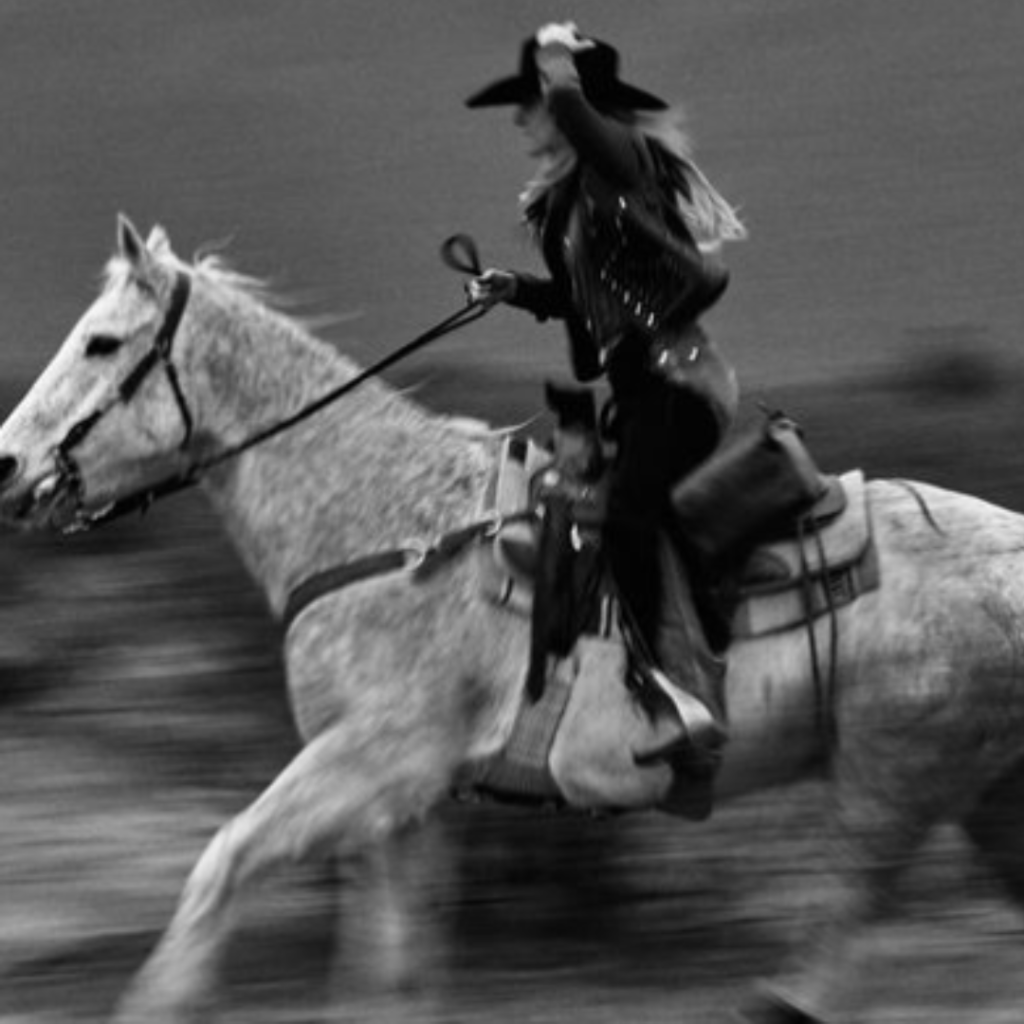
[520,105,747,252]
[639,109,747,251]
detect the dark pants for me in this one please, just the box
[608,373,721,525]
[604,370,728,676]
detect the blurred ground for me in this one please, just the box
[3,365,1024,1024]
[2,3,1024,1023]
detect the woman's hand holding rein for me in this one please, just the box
[466,269,519,309]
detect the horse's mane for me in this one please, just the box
[193,252,277,304]
[103,233,275,305]
[102,227,333,349]
[102,225,515,444]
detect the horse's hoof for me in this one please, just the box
[113,985,216,1024]
[734,992,826,1024]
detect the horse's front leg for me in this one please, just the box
[330,818,454,1020]
[112,724,455,1024]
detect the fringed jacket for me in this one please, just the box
[509,52,737,427]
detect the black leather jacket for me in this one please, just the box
[509,52,736,424]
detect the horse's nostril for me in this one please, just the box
[0,455,20,489]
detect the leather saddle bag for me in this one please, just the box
[671,412,826,572]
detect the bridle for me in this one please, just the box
[52,236,490,534]
[54,270,195,531]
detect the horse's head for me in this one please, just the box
[0,215,199,532]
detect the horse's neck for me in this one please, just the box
[192,305,493,613]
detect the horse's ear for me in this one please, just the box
[117,211,168,286]
[146,224,173,257]
[117,213,163,290]
[117,214,148,264]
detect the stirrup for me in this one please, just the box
[633,668,726,772]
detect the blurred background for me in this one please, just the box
[2,2,1024,1021]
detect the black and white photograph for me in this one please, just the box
[1,4,1023,1022]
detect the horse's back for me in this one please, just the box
[869,477,1024,559]
[719,476,1024,799]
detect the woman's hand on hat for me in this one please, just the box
[536,22,595,53]
[467,268,518,309]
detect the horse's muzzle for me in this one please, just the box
[0,459,77,532]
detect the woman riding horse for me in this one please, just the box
[464,22,748,812]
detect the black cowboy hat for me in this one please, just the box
[466,36,668,112]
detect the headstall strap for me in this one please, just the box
[155,272,191,354]
[151,273,194,448]
[55,270,196,532]
[117,348,162,402]
[64,271,193,457]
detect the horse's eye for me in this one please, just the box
[85,334,123,358]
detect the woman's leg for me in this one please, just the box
[604,379,727,805]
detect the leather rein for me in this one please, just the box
[55,237,489,534]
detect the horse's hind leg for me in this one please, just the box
[743,758,939,1023]
[963,755,1024,908]
[112,724,455,1024]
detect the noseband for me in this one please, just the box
[54,271,194,530]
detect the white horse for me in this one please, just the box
[1,217,1024,1024]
